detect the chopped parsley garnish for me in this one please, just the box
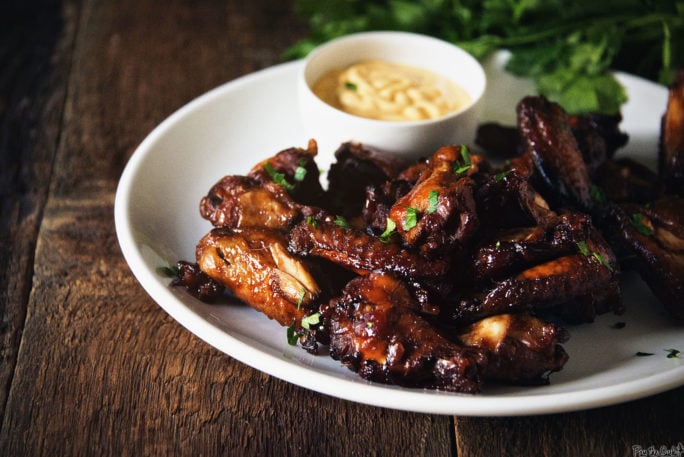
[403,207,418,231]
[287,310,322,345]
[577,241,613,271]
[334,215,349,228]
[344,81,358,91]
[495,240,501,250]
[301,312,321,330]
[630,212,654,236]
[494,169,512,182]
[454,145,472,175]
[593,251,613,271]
[665,348,681,359]
[294,159,308,182]
[296,288,306,310]
[634,349,681,358]
[264,161,294,191]
[576,241,590,256]
[427,190,439,214]
[157,264,179,278]
[590,185,606,205]
[286,323,299,346]
[306,215,318,229]
[379,218,397,243]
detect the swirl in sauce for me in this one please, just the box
[312,60,471,122]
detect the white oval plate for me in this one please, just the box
[115,56,684,416]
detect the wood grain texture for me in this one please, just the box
[454,386,684,456]
[0,1,682,456]
[0,0,77,419]
[0,1,453,456]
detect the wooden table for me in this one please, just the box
[1,1,682,455]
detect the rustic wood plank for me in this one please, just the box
[0,1,454,455]
[454,386,684,456]
[0,0,77,419]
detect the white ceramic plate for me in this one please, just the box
[114,55,684,416]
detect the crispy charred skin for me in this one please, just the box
[517,96,594,210]
[389,145,482,256]
[470,212,594,285]
[362,179,414,235]
[660,71,684,195]
[199,175,327,230]
[248,139,327,207]
[327,272,486,392]
[445,223,621,326]
[325,142,410,218]
[474,170,553,233]
[593,158,660,204]
[172,260,225,302]
[476,113,627,168]
[455,313,569,385]
[475,122,521,159]
[288,219,451,281]
[568,112,629,175]
[602,197,684,322]
[196,227,322,327]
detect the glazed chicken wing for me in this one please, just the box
[445,215,621,326]
[455,313,568,385]
[517,96,595,210]
[388,145,483,256]
[602,197,684,321]
[196,227,321,327]
[326,272,486,392]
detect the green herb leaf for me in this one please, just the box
[294,159,308,182]
[494,169,512,183]
[576,241,590,256]
[306,215,318,229]
[157,265,179,278]
[665,348,681,359]
[301,312,321,330]
[296,288,306,310]
[630,213,654,236]
[590,185,606,205]
[454,145,472,175]
[403,207,418,231]
[379,218,397,243]
[593,251,614,272]
[286,323,299,346]
[345,81,358,91]
[334,215,349,228]
[427,190,439,214]
[264,161,294,191]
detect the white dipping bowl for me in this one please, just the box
[298,31,486,166]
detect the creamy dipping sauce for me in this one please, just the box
[312,59,471,122]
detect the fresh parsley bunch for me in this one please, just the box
[284,0,683,115]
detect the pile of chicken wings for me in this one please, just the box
[174,74,684,393]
